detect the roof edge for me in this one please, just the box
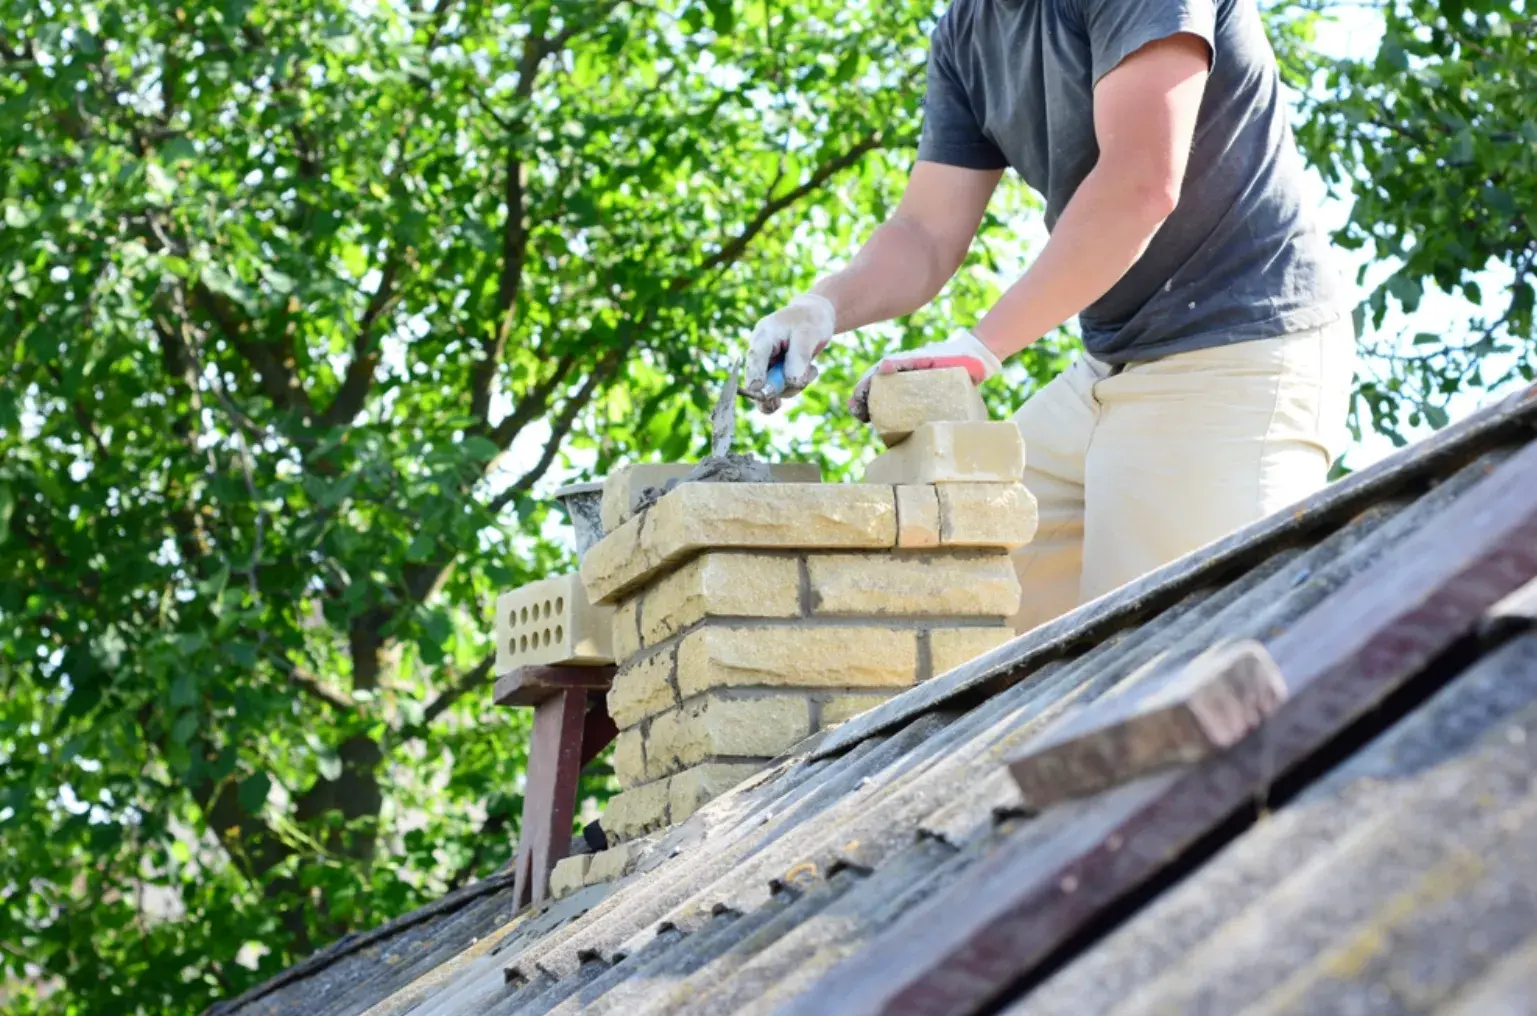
[809,383,1537,761]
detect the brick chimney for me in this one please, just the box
[579,369,1036,845]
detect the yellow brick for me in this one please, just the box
[896,485,941,549]
[676,625,919,697]
[584,483,897,605]
[613,727,647,788]
[819,692,894,728]
[868,367,989,446]
[580,512,648,606]
[938,483,1039,549]
[495,571,614,671]
[602,780,670,843]
[807,552,1021,617]
[611,596,642,665]
[645,694,812,778]
[862,421,1025,486]
[601,464,695,534]
[669,762,765,823]
[607,645,678,729]
[601,462,824,533]
[549,854,591,899]
[585,842,641,884]
[641,552,801,645]
[930,627,1014,677]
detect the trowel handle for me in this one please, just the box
[763,359,786,397]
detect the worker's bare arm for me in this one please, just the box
[812,161,1003,333]
[971,33,1210,359]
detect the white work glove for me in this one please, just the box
[848,328,1003,421]
[744,293,837,414]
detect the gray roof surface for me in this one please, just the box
[210,385,1537,1016]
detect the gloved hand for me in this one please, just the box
[744,293,837,414]
[848,328,1002,421]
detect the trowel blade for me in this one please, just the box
[709,364,741,459]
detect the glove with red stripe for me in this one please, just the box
[848,329,1003,421]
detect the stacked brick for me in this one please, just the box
[579,369,1038,845]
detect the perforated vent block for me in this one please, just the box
[495,572,615,672]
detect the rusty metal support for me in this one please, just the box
[502,665,617,910]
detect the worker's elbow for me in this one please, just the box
[1127,171,1181,223]
[1101,159,1182,224]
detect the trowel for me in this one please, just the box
[709,355,786,458]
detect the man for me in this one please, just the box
[744,0,1353,634]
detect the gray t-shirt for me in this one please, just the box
[918,0,1347,364]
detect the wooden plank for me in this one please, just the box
[787,435,1537,1016]
[1007,640,1286,808]
[511,688,589,909]
[809,384,1537,763]
[494,664,614,708]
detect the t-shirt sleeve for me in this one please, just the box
[1080,0,1216,85]
[915,21,1009,170]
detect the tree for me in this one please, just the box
[0,1,1041,1011]
[1293,0,1537,443]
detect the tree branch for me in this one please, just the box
[422,653,494,726]
[319,253,403,429]
[468,4,626,426]
[486,346,626,516]
[672,129,888,293]
[189,282,317,423]
[489,349,579,447]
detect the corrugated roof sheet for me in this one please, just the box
[210,384,1537,1016]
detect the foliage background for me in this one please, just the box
[0,0,1531,1011]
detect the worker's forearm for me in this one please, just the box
[810,217,951,333]
[972,165,1176,360]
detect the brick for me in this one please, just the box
[580,512,645,606]
[868,367,989,446]
[549,854,591,899]
[641,552,801,645]
[495,572,614,671]
[929,627,1014,677]
[645,693,811,778]
[896,485,941,549]
[937,483,1039,549]
[807,552,1021,617]
[602,780,670,843]
[862,421,1025,486]
[819,692,893,728]
[583,483,898,604]
[669,762,765,823]
[613,726,647,788]
[611,596,642,665]
[676,625,919,697]
[607,645,678,729]
[601,464,694,534]
[1006,640,1287,809]
[586,842,643,884]
[600,462,823,534]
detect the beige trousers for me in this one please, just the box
[1007,320,1357,636]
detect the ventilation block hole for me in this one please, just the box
[520,606,529,623]
[520,635,529,652]
[555,624,564,643]
[556,596,565,615]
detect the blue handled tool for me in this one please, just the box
[710,354,788,458]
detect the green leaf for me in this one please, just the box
[171,711,199,745]
[406,531,434,562]
[170,674,198,708]
[460,436,500,462]
[238,772,272,813]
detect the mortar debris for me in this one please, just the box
[631,453,775,515]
